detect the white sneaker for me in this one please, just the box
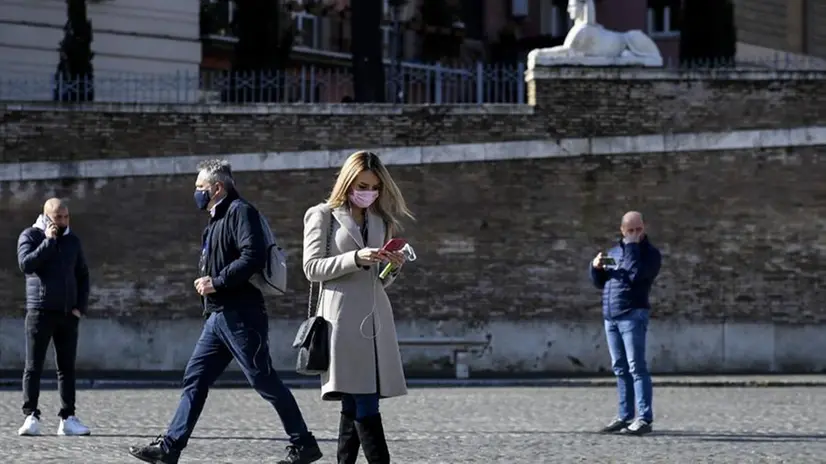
[17,414,41,436]
[57,416,91,436]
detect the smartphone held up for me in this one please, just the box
[379,238,417,279]
[381,238,407,252]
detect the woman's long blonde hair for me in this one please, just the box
[326,151,415,234]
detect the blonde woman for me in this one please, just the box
[302,151,414,464]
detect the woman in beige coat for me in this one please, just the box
[302,151,414,464]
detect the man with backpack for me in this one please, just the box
[128,159,321,464]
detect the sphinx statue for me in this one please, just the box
[527,0,663,68]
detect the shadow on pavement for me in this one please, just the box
[384,429,826,443]
[652,430,826,443]
[91,433,335,443]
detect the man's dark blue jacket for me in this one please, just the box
[17,216,90,314]
[200,189,268,314]
[589,236,661,320]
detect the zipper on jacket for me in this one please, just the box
[607,253,614,319]
[202,223,214,314]
[607,281,613,319]
[59,241,69,313]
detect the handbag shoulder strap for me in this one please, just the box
[307,210,334,319]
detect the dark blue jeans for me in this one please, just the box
[163,309,312,452]
[604,308,653,423]
[341,393,380,420]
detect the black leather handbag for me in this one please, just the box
[292,215,334,376]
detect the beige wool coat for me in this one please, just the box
[302,203,408,401]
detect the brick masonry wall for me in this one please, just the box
[0,69,825,323]
[0,146,823,323]
[4,70,826,163]
[527,69,826,137]
[0,106,538,163]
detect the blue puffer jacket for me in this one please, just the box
[589,236,661,320]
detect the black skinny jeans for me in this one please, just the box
[22,310,80,419]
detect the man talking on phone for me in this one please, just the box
[16,198,91,437]
[589,211,661,436]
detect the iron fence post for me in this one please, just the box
[434,63,442,104]
[475,61,484,103]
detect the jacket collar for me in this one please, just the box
[210,189,239,220]
[331,205,382,248]
[617,235,650,248]
[32,214,71,236]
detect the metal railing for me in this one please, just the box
[0,62,527,104]
[3,53,826,105]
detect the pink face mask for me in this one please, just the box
[349,189,379,208]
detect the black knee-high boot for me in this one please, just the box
[338,412,361,464]
[354,414,390,464]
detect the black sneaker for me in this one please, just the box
[277,443,323,464]
[599,418,630,434]
[128,435,181,464]
[622,418,653,436]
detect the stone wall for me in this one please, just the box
[4,69,826,164]
[525,68,826,136]
[0,68,824,326]
[1,67,826,374]
[0,144,824,323]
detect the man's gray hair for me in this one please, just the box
[197,159,235,188]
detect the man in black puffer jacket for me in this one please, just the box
[16,198,91,437]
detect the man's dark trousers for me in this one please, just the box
[163,308,311,452]
[22,310,80,419]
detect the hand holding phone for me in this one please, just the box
[381,238,407,267]
[379,238,408,278]
[381,238,407,252]
[43,215,59,239]
[356,248,384,266]
[592,252,615,269]
[599,256,616,266]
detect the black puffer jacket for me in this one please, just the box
[17,217,90,314]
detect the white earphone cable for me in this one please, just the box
[359,264,381,340]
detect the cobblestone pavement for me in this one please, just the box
[1,386,825,463]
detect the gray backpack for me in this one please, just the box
[250,211,288,296]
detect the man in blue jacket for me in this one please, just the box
[589,211,661,436]
[16,198,91,437]
[128,160,321,464]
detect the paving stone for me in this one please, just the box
[1,386,825,463]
